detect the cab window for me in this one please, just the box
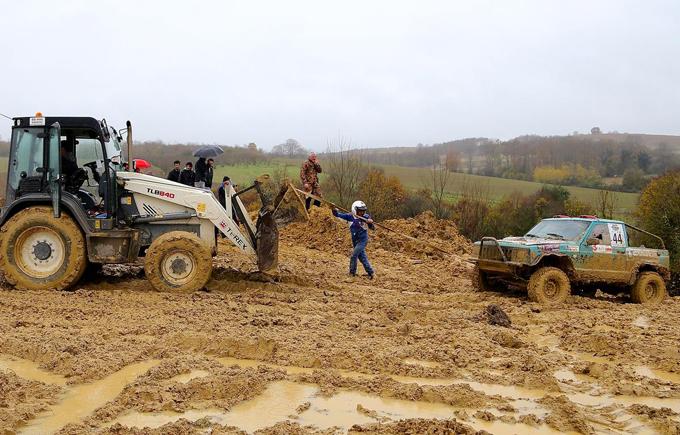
[8,128,44,190]
[587,223,611,245]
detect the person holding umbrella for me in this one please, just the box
[194,157,207,188]
[206,158,215,189]
[193,146,223,188]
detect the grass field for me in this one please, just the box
[215,159,639,217]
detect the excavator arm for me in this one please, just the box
[116,172,278,270]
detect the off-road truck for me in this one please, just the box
[472,216,670,305]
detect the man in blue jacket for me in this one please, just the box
[333,200,375,279]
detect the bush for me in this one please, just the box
[636,171,680,271]
[357,168,407,220]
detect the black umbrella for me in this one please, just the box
[193,145,224,158]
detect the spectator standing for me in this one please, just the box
[206,158,215,189]
[167,160,181,182]
[218,176,241,225]
[300,152,322,210]
[194,157,207,188]
[179,162,196,186]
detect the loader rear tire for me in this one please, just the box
[0,206,87,291]
[527,267,571,305]
[631,271,666,304]
[473,265,491,292]
[144,231,212,293]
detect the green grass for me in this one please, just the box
[214,159,639,217]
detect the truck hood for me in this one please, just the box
[499,236,564,247]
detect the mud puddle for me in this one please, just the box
[634,366,680,384]
[19,360,159,435]
[0,354,67,386]
[111,379,563,434]
[402,358,442,368]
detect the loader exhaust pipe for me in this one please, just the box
[126,120,132,170]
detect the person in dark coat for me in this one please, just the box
[167,160,181,182]
[218,176,240,226]
[179,162,195,186]
[206,159,215,189]
[194,157,207,188]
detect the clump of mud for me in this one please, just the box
[473,304,512,328]
[349,418,477,434]
[0,371,62,430]
[280,208,471,259]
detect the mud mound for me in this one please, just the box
[280,209,471,259]
[374,211,471,258]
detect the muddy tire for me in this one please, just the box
[631,271,667,304]
[473,265,491,292]
[527,267,571,305]
[0,206,87,291]
[144,231,213,293]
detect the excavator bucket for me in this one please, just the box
[255,205,279,272]
[271,183,309,224]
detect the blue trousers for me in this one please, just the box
[350,236,374,276]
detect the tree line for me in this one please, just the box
[360,134,680,192]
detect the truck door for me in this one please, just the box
[577,222,629,282]
[46,122,61,217]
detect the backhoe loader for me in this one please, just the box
[0,114,278,292]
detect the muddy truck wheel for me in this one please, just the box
[473,265,491,292]
[144,231,212,293]
[0,206,87,291]
[631,271,667,304]
[527,267,571,305]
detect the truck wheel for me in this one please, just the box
[631,271,667,304]
[144,231,212,293]
[528,267,571,305]
[473,265,491,292]
[0,206,87,291]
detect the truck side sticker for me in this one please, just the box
[592,245,613,253]
[626,248,657,257]
[608,223,625,247]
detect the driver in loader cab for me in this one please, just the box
[60,139,79,178]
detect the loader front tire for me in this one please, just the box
[144,231,212,293]
[0,206,87,291]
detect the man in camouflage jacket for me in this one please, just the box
[300,152,322,209]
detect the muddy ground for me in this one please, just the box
[1,209,680,434]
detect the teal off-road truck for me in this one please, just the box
[472,216,670,305]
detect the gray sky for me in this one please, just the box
[1,0,678,150]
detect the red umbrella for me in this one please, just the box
[133,159,152,171]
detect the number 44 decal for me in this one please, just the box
[608,223,625,247]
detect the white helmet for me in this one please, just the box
[351,200,367,214]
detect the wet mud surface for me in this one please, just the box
[1,210,680,434]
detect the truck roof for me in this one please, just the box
[543,217,624,225]
[12,116,102,131]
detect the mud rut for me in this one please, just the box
[1,211,680,434]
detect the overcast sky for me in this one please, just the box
[0,1,678,150]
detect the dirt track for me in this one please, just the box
[1,210,680,434]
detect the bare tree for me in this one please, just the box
[272,138,307,158]
[423,154,451,219]
[324,136,364,209]
[596,189,618,219]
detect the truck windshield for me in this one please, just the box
[525,220,590,241]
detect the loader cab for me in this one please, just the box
[5,114,122,219]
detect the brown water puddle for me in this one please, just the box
[402,358,443,368]
[168,369,210,384]
[0,354,67,386]
[110,379,563,434]
[635,366,680,384]
[216,355,680,430]
[19,360,159,435]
